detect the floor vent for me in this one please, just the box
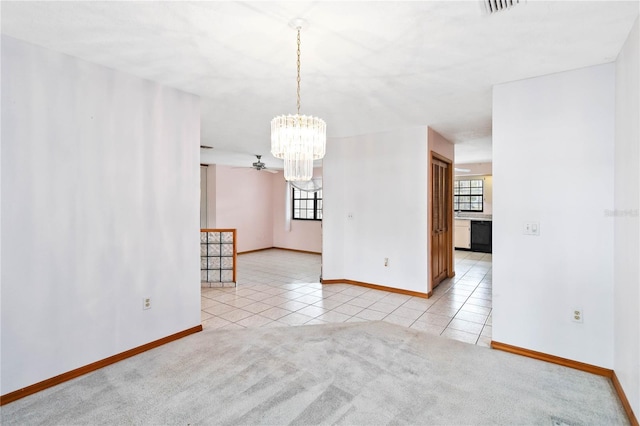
[482,0,523,15]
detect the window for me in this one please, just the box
[293,187,322,220]
[454,179,483,212]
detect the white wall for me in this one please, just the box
[200,165,208,228]
[206,165,217,228]
[322,145,347,280]
[200,164,217,229]
[614,17,640,417]
[0,36,201,395]
[493,63,615,367]
[323,127,429,294]
[272,169,323,253]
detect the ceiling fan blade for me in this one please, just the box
[263,169,278,174]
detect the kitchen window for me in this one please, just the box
[454,179,483,212]
[293,187,323,220]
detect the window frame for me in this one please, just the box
[454,179,484,212]
[292,187,323,221]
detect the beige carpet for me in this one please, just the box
[0,321,628,425]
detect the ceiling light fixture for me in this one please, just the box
[271,18,326,182]
[482,0,523,15]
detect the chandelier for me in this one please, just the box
[271,19,326,182]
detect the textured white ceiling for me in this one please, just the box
[2,1,638,168]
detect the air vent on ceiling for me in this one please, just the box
[200,145,213,149]
[482,0,523,14]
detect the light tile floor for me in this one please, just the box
[201,249,492,346]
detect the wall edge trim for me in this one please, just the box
[491,341,637,425]
[0,325,203,406]
[238,247,273,255]
[238,247,322,255]
[273,247,322,255]
[612,371,639,426]
[322,279,430,299]
[490,340,613,377]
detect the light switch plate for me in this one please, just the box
[523,222,540,236]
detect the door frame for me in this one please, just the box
[428,151,455,293]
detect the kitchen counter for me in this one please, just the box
[455,214,492,221]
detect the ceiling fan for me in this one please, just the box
[246,155,278,173]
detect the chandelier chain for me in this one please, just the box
[296,28,301,115]
[270,19,326,182]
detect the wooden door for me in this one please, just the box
[431,155,452,288]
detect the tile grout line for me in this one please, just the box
[202,249,492,345]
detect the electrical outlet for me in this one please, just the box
[384,257,389,267]
[572,308,583,323]
[143,297,151,310]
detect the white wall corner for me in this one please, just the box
[493,62,616,368]
[614,16,640,417]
